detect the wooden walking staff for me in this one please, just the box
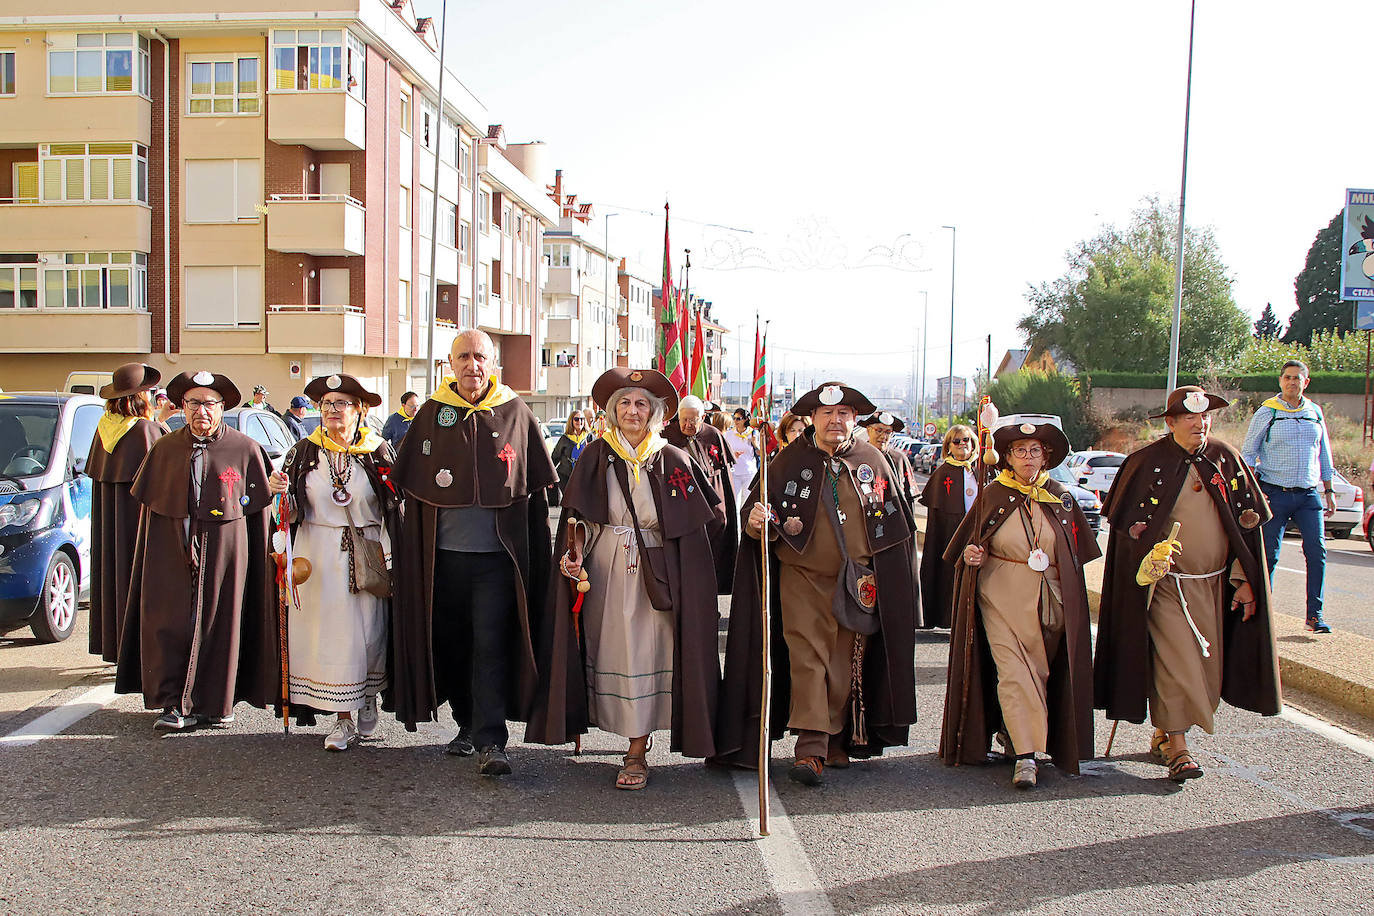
[271,494,311,736]
[756,322,773,838]
[566,518,591,755]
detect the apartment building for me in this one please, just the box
[0,0,558,413]
[615,257,656,371]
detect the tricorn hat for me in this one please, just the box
[858,411,905,433]
[591,367,679,420]
[1149,385,1229,418]
[303,373,382,408]
[99,362,161,399]
[791,381,876,417]
[992,420,1071,469]
[166,370,241,408]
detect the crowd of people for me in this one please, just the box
[90,337,1338,794]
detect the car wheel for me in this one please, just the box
[1330,526,1353,540]
[1368,525,1374,553]
[30,552,77,643]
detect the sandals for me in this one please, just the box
[788,756,824,787]
[616,753,649,791]
[1149,731,1170,764]
[1167,751,1204,783]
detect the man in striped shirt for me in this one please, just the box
[1240,360,1336,633]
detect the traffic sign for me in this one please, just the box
[923,422,938,438]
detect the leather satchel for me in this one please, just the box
[614,460,673,612]
[343,490,391,599]
[820,467,880,636]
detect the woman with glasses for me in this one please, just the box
[918,424,978,629]
[267,375,399,752]
[723,408,759,498]
[550,410,591,498]
[939,421,1099,789]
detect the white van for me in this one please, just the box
[64,371,114,396]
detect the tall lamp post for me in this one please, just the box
[941,225,957,425]
[604,211,619,373]
[423,0,450,395]
[1165,0,1197,395]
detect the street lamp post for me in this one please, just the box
[604,212,619,373]
[423,0,450,395]
[941,225,957,426]
[1166,0,1197,395]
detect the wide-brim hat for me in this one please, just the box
[792,382,876,417]
[304,373,382,408]
[166,370,241,408]
[1149,385,1229,418]
[992,420,1071,469]
[100,362,161,399]
[591,367,679,420]
[858,411,905,433]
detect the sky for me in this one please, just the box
[415,0,1371,397]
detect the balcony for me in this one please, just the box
[0,94,150,147]
[432,318,459,357]
[0,201,151,253]
[545,316,578,344]
[546,365,581,397]
[545,265,579,297]
[267,91,365,151]
[266,195,365,257]
[266,305,365,355]
[418,240,459,285]
[0,309,150,353]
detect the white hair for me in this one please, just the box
[605,387,667,433]
[678,395,704,414]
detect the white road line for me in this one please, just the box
[1280,706,1374,761]
[0,683,116,747]
[731,770,835,916]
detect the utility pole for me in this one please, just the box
[423,0,450,395]
[1166,0,1197,395]
[941,226,957,425]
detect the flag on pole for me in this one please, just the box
[659,204,686,391]
[690,303,707,399]
[750,318,767,419]
[674,290,691,397]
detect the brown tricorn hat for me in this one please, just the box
[99,362,161,399]
[992,420,1072,470]
[165,370,241,408]
[791,381,876,417]
[303,373,382,408]
[591,367,679,420]
[1149,385,1229,419]
[858,411,905,433]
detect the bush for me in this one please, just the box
[1083,369,1367,394]
[985,369,1104,452]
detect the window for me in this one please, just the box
[183,265,262,327]
[542,243,570,268]
[188,57,260,114]
[319,267,349,305]
[185,159,261,223]
[48,33,149,96]
[271,29,363,100]
[418,190,433,238]
[40,143,148,204]
[418,274,431,323]
[41,252,148,310]
[478,190,490,233]
[458,139,471,184]
[0,51,14,96]
[0,260,38,309]
[397,278,409,321]
[440,117,457,165]
[419,96,437,152]
[399,185,410,228]
[13,163,38,203]
[459,220,470,264]
[503,206,512,236]
[399,92,411,134]
[438,200,456,248]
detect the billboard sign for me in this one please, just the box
[1340,188,1374,301]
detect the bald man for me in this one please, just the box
[663,394,738,593]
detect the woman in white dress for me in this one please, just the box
[268,374,398,751]
[722,407,759,499]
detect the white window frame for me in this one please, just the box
[0,50,15,96]
[269,29,364,101]
[0,260,40,309]
[185,159,261,224]
[47,33,150,98]
[39,142,148,205]
[40,252,147,311]
[183,264,262,328]
[186,54,261,115]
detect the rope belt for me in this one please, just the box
[1164,566,1227,659]
[606,525,662,573]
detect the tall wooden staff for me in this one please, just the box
[756,323,773,838]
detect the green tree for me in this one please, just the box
[1253,302,1281,340]
[984,369,1103,453]
[1285,211,1350,344]
[1018,197,1249,374]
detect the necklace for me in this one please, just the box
[325,448,353,506]
[827,459,847,524]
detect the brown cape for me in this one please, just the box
[388,386,556,730]
[713,432,919,767]
[882,445,920,508]
[114,425,280,716]
[939,477,1100,774]
[526,437,723,755]
[1094,435,1281,722]
[85,417,164,663]
[918,461,978,630]
[663,418,738,593]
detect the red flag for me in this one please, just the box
[658,203,675,373]
[675,290,691,397]
[749,319,767,419]
[689,303,707,398]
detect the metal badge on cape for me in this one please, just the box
[437,406,459,427]
[1027,548,1050,572]
[435,468,453,488]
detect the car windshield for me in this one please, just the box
[0,404,60,478]
[165,414,240,432]
[1048,465,1075,486]
[1088,455,1124,468]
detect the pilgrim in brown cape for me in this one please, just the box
[387,381,556,732]
[939,473,1099,775]
[713,431,919,768]
[663,415,738,593]
[86,416,164,662]
[114,424,280,717]
[527,437,723,756]
[1095,435,1280,727]
[919,459,980,630]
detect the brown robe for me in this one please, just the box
[663,418,738,593]
[713,432,919,767]
[918,460,978,629]
[388,385,556,730]
[939,478,1100,774]
[1095,435,1281,725]
[85,417,164,663]
[114,425,279,716]
[882,445,920,510]
[527,437,723,756]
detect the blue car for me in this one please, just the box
[0,392,103,642]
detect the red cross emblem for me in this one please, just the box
[873,477,888,500]
[668,466,693,498]
[218,467,242,487]
[1210,471,1226,496]
[497,443,517,475]
[943,476,952,495]
[709,444,720,460]
[1071,520,1079,546]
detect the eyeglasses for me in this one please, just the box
[319,400,358,413]
[951,437,974,444]
[184,398,223,411]
[1010,446,1044,459]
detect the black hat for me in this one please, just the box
[791,382,875,417]
[1149,385,1229,419]
[858,411,905,433]
[166,370,241,408]
[100,362,161,399]
[992,420,1071,469]
[303,373,382,408]
[591,367,679,420]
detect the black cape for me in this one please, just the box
[663,418,739,593]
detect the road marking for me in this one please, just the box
[0,683,115,747]
[1214,751,1374,841]
[731,770,835,916]
[1280,706,1374,761]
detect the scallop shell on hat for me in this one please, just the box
[1183,390,1209,413]
[879,412,894,424]
[327,375,343,389]
[192,370,215,385]
[819,385,843,406]
[1019,422,1036,434]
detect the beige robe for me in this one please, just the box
[1148,465,1246,733]
[977,500,1064,756]
[776,470,869,735]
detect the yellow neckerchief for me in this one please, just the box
[97,412,141,452]
[995,468,1061,505]
[430,378,518,419]
[600,428,667,483]
[306,424,385,456]
[943,455,975,469]
[566,428,588,446]
[1262,395,1308,413]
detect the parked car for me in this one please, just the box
[0,392,102,642]
[1067,450,1126,495]
[916,443,942,474]
[545,419,567,440]
[1284,469,1362,539]
[1364,500,1374,553]
[1048,464,1104,531]
[165,406,296,472]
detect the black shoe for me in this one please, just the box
[153,709,190,731]
[477,745,512,776]
[193,714,234,728]
[446,727,475,757]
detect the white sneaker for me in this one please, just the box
[357,696,379,738]
[1012,758,1037,789]
[324,717,359,752]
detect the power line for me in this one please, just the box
[600,202,754,234]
